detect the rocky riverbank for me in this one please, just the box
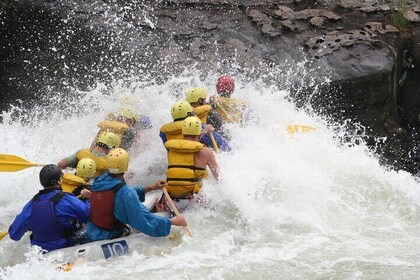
[1,0,419,173]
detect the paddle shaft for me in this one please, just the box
[162,188,193,237]
[216,102,236,123]
[0,231,8,240]
[209,132,220,154]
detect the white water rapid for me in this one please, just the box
[1,73,420,280]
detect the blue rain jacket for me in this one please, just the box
[8,188,90,252]
[86,172,171,241]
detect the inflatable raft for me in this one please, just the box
[47,191,177,268]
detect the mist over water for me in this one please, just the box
[0,71,419,279]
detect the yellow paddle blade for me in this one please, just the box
[0,231,8,240]
[58,258,85,272]
[0,154,45,172]
[287,125,316,134]
[58,262,74,272]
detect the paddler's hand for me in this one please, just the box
[80,189,91,200]
[170,216,188,227]
[153,180,167,190]
[125,170,135,180]
[144,180,167,192]
[208,95,218,109]
[201,124,214,137]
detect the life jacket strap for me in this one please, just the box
[168,165,206,171]
[166,177,201,182]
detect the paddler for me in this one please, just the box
[58,131,120,177]
[92,107,151,151]
[90,91,152,151]
[160,100,231,152]
[86,148,187,241]
[61,158,96,198]
[210,75,257,126]
[8,164,90,252]
[186,87,231,140]
[158,116,219,214]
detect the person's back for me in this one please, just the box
[87,148,187,241]
[165,139,207,198]
[8,165,90,252]
[160,117,219,213]
[186,87,227,134]
[160,101,194,144]
[97,108,151,151]
[214,75,257,126]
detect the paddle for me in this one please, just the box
[286,124,316,134]
[0,231,8,240]
[162,188,193,237]
[215,102,236,123]
[0,154,45,172]
[209,132,220,154]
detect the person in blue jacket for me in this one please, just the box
[159,100,231,152]
[8,164,90,252]
[86,148,187,241]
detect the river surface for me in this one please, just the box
[0,74,420,279]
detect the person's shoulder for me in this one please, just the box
[200,146,214,157]
[59,192,83,205]
[116,185,137,197]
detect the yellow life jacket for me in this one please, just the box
[61,173,89,193]
[76,149,107,177]
[164,139,207,197]
[216,97,248,123]
[97,120,130,140]
[193,105,212,124]
[160,121,184,141]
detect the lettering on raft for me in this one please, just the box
[101,240,129,259]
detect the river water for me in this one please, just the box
[0,73,420,279]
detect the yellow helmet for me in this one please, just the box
[182,116,202,136]
[119,107,140,121]
[97,132,121,149]
[186,87,208,103]
[171,100,193,120]
[76,158,96,179]
[106,148,129,174]
[118,91,135,107]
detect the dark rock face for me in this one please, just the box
[1,0,420,173]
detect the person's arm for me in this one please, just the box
[8,201,34,241]
[204,148,219,180]
[207,110,224,132]
[159,131,168,145]
[65,195,90,223]
[144,180,166,193]
[132,186,146,202]
[131,180,165,203]
[57,154,78,169]
[121,189,172,237]
[211,131,232,152]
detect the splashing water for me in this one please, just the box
[1,72,420,280]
